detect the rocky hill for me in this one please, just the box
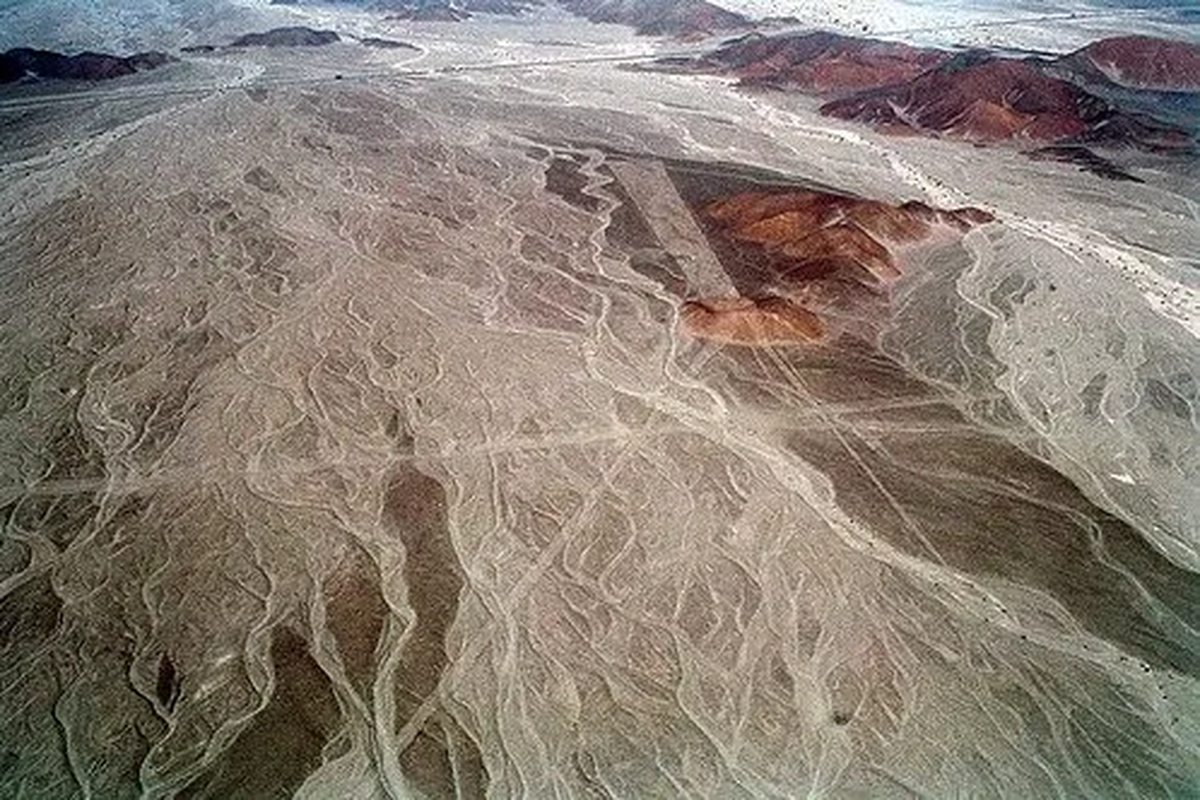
[0,48,174,83]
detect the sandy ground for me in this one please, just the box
[0,8,1198,799]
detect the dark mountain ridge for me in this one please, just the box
[0,48,174,84]
[230,27,341,47]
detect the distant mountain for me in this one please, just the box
[460,0,542,14]
[820,53,1192,153]
[669,31,950,93]
[264,0,743,37]
[271,0,540,19]
[384,4,472,22]
[229,27,341,47]
[1064,35,1200,93]
[658,30,1196,180]
[560,0,751,38]
[0,48,174,84]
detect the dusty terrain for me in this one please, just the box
[0,12,1198,799]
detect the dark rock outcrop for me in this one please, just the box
[229,27,341,47]
[0,53,24,83]
[1026,145,1142,182]
[359,37,419,49]
[0,48,174,84]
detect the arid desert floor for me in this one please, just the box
[1,9,1198,798]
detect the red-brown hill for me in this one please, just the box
[820,54,1192,151]
[682,189,992,346]
[1069,35,1200,92]
[695,31,950,93]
